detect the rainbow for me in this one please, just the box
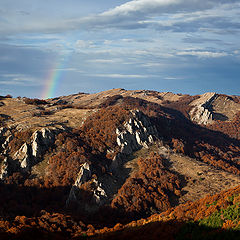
[41,55,68,100]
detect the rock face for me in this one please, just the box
[0,158,9,180]
[189,92,217,125]
[0,127,7,137]
[111,110,158,170]
[2,135,13,152]
[32,128,55,158]
[0,127,57,180]
[66,163,107,212]
[67,162,92,204]
[13,143,31,170]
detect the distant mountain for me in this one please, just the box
[0,89,240,239]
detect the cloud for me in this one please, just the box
[75,40,96,48]
[87,59,121,63]
[1,0,239,35]
[164,76,183,80]
[100,0,237,17]
[0,73,41,86]
[86,73,156,78]
[55,68,78,71]
[177,50,228,58]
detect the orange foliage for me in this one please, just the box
[80,106,130,152]
[162,94,200,118]
[111,153,181,218]
[8,130,33,154]
[209,111,240,140]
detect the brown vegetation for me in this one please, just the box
[80,106,130,152]
[9,130,33,154]
[111,153,181,218]
[208,111,240,140]
[0,94,12,100]
[162,94,200,118]
[23,98,48,105]
[1,91,240,239]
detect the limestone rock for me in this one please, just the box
[13,143,29,161]
[7,127,57,174]
[92,179,107,205]
[13,143,31,170]
[74,162,91,188]
[66,163,92,204]
[32,128,55,158]
[190,92,217,125]
[0,158,9,180]
[111,110,158,170]
[0,127,7,137]
[66,163,107,211]
[2,135,13,150]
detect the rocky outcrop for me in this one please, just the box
[2,135,13,152]
[67,162,92,204]
[32,128,55,158]
[0,127,7,137]
[111,110,158,170]
[189,92,217,125]
[13,143,31,170]
[0,158,9,180]
[66,162,107,212]
[0,127,57,180]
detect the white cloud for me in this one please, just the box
[75,40,95,48]
[87,59,121,63]
[0,73,40,86]
[87,73,156,78]
[100,0,237,17]
[55,68,78,71]
[164,76,183,80]
[177,50,228,58]
[103,40,113,45]
[1,0,238,35]
[141,62,167,68]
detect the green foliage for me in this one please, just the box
[221,204,240,221]
[199,211,223,228]
[177,195,240,240]
[206,201,217,208]
[176,221,240,240]
[200,202,240,228]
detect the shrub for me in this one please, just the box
[23,98,48,105]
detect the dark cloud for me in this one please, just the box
[1,0,239,34]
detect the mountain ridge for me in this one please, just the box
[0,89,240,239]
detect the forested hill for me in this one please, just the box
[0,89,240,239]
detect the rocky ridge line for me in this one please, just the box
[189,92,217,125]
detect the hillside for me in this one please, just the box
[0,89,240,239]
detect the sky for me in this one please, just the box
[0,0,239,99]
